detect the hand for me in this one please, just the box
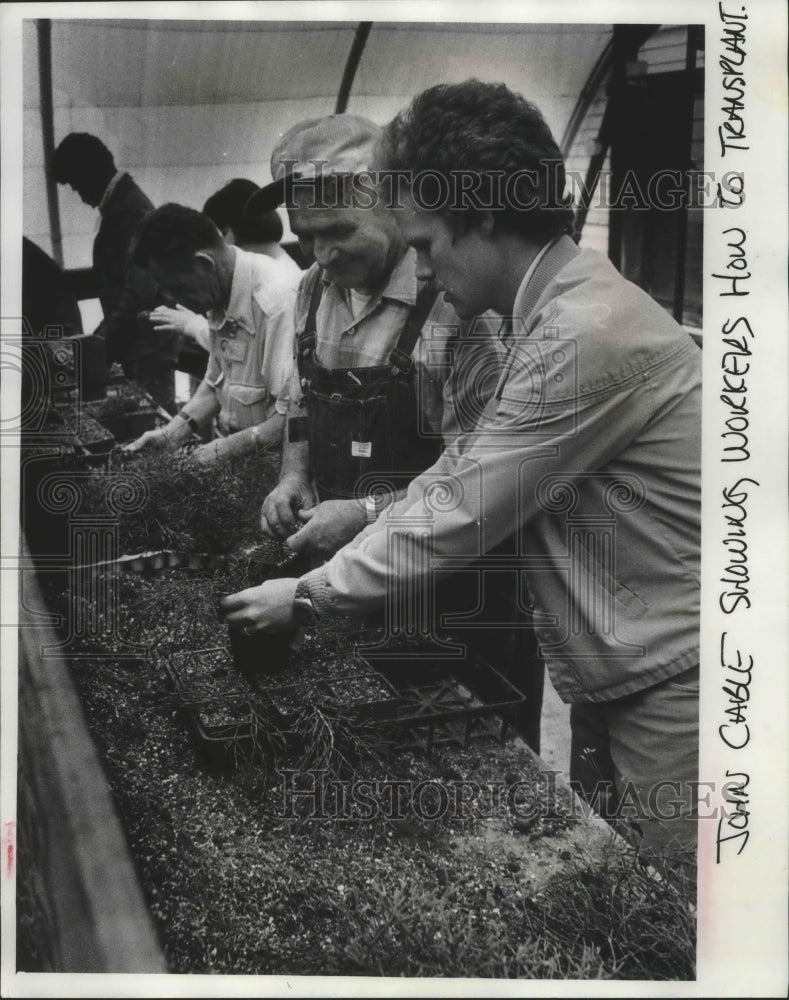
[193,439,229,464]
[260,475,317,540]
[220,577,299,634]
[122,426,170,453]
[149,304,196,335]
[286,499,366,560]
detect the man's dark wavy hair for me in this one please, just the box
[380,80,575,240]
[132,203,223,269]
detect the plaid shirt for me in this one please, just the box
[288,248,503,443]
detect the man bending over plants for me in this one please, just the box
[221,81,701,881]
[125,204,301,463]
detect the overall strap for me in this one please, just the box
[297,269,324,356]
[389,281,441,373]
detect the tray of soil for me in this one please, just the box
[29,531,696,978]
[54,402,116,454]
[264,669,401,718]
[166,647,281,768]
[31,404,80,448]
[101,380,168,409]
[87,398,129,439]
[89,396,164,442]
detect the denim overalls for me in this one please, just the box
[296,276,442,501]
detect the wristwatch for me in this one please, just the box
[293,578,319,626]
[364,494,380,526]
[177,410,200,434]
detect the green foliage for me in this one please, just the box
[287,702,393,778]
[82,447,280,556]
[339,847,695,979]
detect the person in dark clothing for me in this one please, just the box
[21,237,83,340]
[20,236,86,421]
[51,133,179,410]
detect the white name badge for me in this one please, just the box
[352,440,372,458]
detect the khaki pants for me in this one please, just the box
[570,665,699,882]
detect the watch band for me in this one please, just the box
[293,578,319,625]
[177,410,200,433]
[364,494,379,526]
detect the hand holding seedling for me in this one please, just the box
[286,499,366,560]
[220,577,299,634]
[260,474,317,540]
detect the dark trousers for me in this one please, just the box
[432,562,545,754]
[569,665,700,885]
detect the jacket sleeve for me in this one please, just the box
[300,339,660,617]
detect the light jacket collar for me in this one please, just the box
[512,234,580,324]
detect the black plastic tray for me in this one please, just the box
[167,640,528,762]
[88,404,163,443]
[261,648,527,751]
[263,668,402,718]
[54,402,116,454]
[85,382,170,443]
[165,647,273,766]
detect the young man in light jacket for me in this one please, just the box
[222,82,701,877]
